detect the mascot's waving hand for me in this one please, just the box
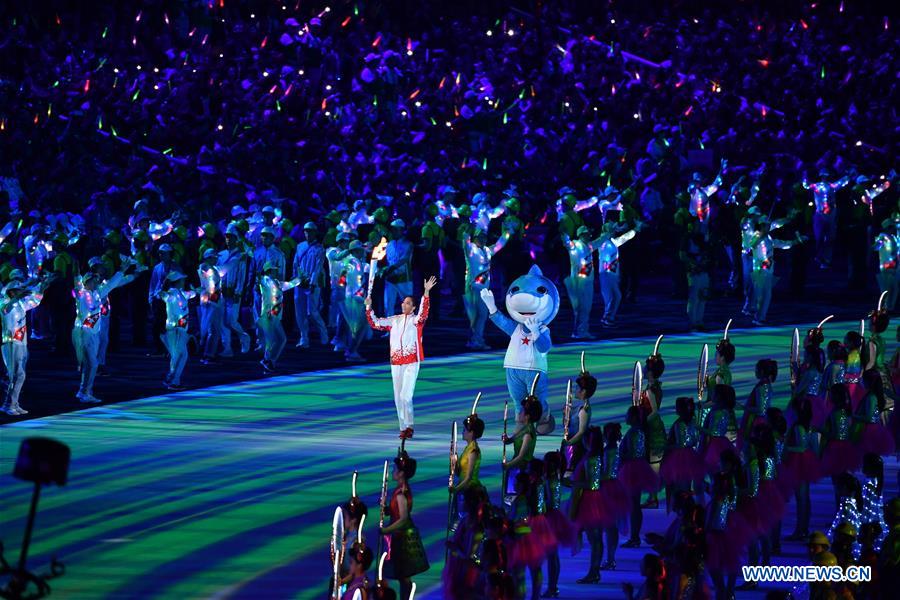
[481,265,559,434]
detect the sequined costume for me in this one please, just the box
[599,444,629,527]
[561,232,601,338]
[703,407,738,472]
[508,488,546,569]
[384,487,429,579]
[544,476,575,547]
[619,425,660,497]
[802,176,849,267]
[781,423,821,490]
[597,228,636,323]
[573,454,605,530]
[640,381,667,463]
[660,419,706,485]
[820,408,863,476]
[505,421,536,495]
[854,392,895,456]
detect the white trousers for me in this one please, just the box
[390,361,420,431]
[73,326,100,395]
[2,342,27,409]
[162,327,189,385]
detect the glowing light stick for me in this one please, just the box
[563,379,572,440]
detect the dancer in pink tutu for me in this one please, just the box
[795,323,828,429]
[597,422,629,571]
[740,424,787,588]
[705,450,752,600]
[844,330,866,410]
[853,369,895,456]
[660,397,705,509]
[570,426,605,584]
[507,471,545,599]
[820,383,863,491]
[739,359,776,443]
[784,395,821,541]
[620,406,660,548]
[822,341,848,419]
[540,451,574,597]
[702,383,738,473]
[561,366,595,477]
[526,459,557,554]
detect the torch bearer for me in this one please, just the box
[367,237,388,299]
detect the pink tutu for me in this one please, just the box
[780,450,821,491]
[809,394,828,430]
[703,437,736,473]
[574,489,606,530]
[619,458,660,498]
[858,422,896,456]
[598,479,630,527]
[660,447,706,485]
[509,528,546,568]
[706,512,752,574]
[750,480,786,534]
[529,514,557,549]
[545,508,576,548]
[442,526,478,598]
[820,439,863,477]
[847,383,865,412]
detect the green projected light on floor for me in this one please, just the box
[0,321,872,598]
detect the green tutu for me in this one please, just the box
[385,521,430,579]
[646,413,667,462]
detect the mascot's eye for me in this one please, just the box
[537,286,548,294]
[510,286,520,293]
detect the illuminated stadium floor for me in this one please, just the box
[1,321,896,599]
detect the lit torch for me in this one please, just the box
[367,237,388,298]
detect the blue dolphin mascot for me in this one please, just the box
[480,265,559,434]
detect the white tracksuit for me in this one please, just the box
[366,296,430,431]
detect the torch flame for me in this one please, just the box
[530,372,540,396]
[877,291,888,312]
[580,350,586,374]
[723,318,733,340]
[372,237,388,261]
[351,470,357,498]
[816,315,834,330]
[357,514,366,546]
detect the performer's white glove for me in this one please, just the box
[524,316,541,335]
[479,288,497,314]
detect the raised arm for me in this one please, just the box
[491,231,511,255]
